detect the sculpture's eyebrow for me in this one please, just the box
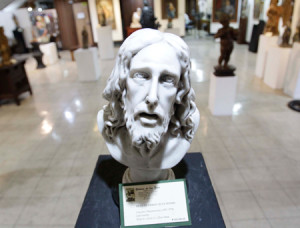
[160,70,179,78]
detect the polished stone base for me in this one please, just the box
[75,153,225,228]
[214,65,236,76]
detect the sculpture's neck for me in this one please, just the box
[123,167,175,183]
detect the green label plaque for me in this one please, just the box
[119,179,191,228]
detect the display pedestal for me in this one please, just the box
[255,35,278,78]
[164,28,180,36]
[209,73,237,116]
[283,43,300,98]
[0,60,32,105]
[74,47,100,82]
[75,153,225,228]
[96,25,114,60]
[263,46,291,89]
[39,42,58,65]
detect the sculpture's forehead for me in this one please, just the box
[132,42,180,67]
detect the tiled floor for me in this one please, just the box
[0,33,300,227]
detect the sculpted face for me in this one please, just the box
[123,42,181,152]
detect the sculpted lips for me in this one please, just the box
[138,112,160,126]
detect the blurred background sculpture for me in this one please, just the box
[97,5,107,26]
[293,24,300,43]
[264,0,282,35]
[281,21,292,47]
[130,8,142,28]
[97,29,199,183]
[13,15,27,54]
[280,0,294,47]
[82,26,89,49]
[214,14,236,76]
[0,27,13,67]
[167,2,176,28]
[140,0,160,29]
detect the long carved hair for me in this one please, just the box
[102,29,197,142]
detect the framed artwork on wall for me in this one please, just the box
[88,0,123,41]
[212,0,239,22]
[96,0,116,29]
[161,0,178,19]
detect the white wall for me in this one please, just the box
[0,8,32,48]
[0,11,16,39]
[154,0,185,36]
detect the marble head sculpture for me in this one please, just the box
[97,29,200,183]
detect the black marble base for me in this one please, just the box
[288,100,300,112]
[75,153,225,228]
[214,65,236,76]
[249,20,265,53]
[32,52,46,69]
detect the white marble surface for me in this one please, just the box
[96,25,114,60]
[263,46,291,89]
[0,34,300,227]
[209,73,237,116]
[74,47,101,82]
[39,42,58,65]
[255,35,278,78]
[98,29,200,183]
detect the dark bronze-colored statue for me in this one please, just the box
[214,14,236,76]
[0,27,12,66]
[13,15,27,54]
[140,0,160,29]
[280,22,292,47]
[293,24,300,43]
[264,0,282,36]
[82,26,88,49]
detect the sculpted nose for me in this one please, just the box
[145,80,158,108]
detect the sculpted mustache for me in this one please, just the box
[133,107,164,121]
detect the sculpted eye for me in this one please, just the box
[133,72,149,80]
[160,74,176,85]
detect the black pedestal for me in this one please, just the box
[75,153,225,228]
[32,52,46,69]
[249,20,265,53]
[214,65,236,76]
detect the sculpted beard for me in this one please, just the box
[122,95,174,153]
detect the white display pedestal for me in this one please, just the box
[164,28,180,36]
[74,47,101,82]
[39,42,58,65]
[263,46,291,89]
[96,25,114,60]
[283,43,300,98]
[209,73,237,116]
[255,35,278,78]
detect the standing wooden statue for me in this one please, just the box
[293,24,300,43]
[214,14,237,76]
[82,26,89,49]
[0,27,12,66]
[264,0,282,35]
[280,0,294,47]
